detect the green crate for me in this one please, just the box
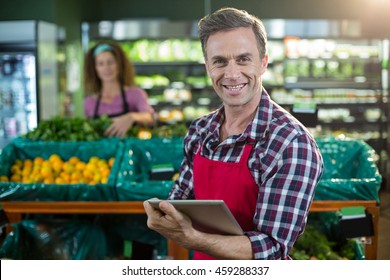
[315,137,382,203]
[0,137,124,201]
[115,137,184,201]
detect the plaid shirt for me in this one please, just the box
[169,88,324,260]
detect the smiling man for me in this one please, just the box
[144,7,324,260]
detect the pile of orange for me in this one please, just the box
[4,154,115,185]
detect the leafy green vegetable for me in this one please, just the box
[23,115,112,141]
[290,225,356,260]
[23,115,188,141]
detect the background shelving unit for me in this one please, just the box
[270,38,388,189]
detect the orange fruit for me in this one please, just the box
[41,160,51,169]
[97,159,108,167]
[52,160,63,173]
[22,175,33,184]
[43,177,54,184]
[138,128,152,139]
[55,177,66,184]
[68,156,80,165]
[32,172,43,183]
[89,156,99,164]
[83,169,94,180]
[33,157,45,166]
[71,172,82,182]
[49,154,62,163]
[63,162,75,173]
[22,167,32,177]
[10,174,22,182]
[85,162,96,172]
[0,175,9,182]
[40,167,53,179]
[93,173,102,183]
[75,161,86,171]
[10,164,22,175]
[59,171,70,183]
[108,157,115,167]
[23,159,33,168]
[100,167,111,178]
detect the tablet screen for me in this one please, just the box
[147,199,244,235]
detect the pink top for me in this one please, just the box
[84,87,154,117]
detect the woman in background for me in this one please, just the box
[84,43,157,259]
[84,42,155,137]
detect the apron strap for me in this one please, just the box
[120,87,129,113]
[93,92,102,119]
[92,88,128,119]
[240,138,255,164]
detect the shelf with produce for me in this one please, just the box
[282,104,386,123]
[283,37,381,60]
[284,80,382,90]
[151,100,220,125]
[133,60,216,123]
[282,38,385,91]
[283,58,382,89]
[318,120,387,127]
[271,38,388,188]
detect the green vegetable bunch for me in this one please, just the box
[23,115,188,141]
[23,115,112,141]
[290,224,357,260]
[151,122,188,138]
[125,122,188,138]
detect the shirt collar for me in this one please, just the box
[247,88,274,142]
[207,87,273,144]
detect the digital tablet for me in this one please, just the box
[147,199,244,235]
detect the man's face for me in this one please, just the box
[205,27,268,108]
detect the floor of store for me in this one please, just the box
[378,190,390,260]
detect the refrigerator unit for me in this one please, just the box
[0,20,58,150]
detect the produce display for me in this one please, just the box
[2,154,115,185]
[0,115,188,185]
[290,224,358,260]
[22,115,188,141]
[22,115,112,141]
[120,39,203,62]
[150,123,188,138]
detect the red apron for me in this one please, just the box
[193,141,258,260]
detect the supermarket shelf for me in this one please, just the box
[319,120,387,126]
[284,80,382,90]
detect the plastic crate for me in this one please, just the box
[314,137,382,203]
[0,137,124,201]
[115,137,184,201]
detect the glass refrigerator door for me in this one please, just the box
[0,52,37,150]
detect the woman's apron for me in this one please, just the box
[193,140,258,260]
[93,88,128,118]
